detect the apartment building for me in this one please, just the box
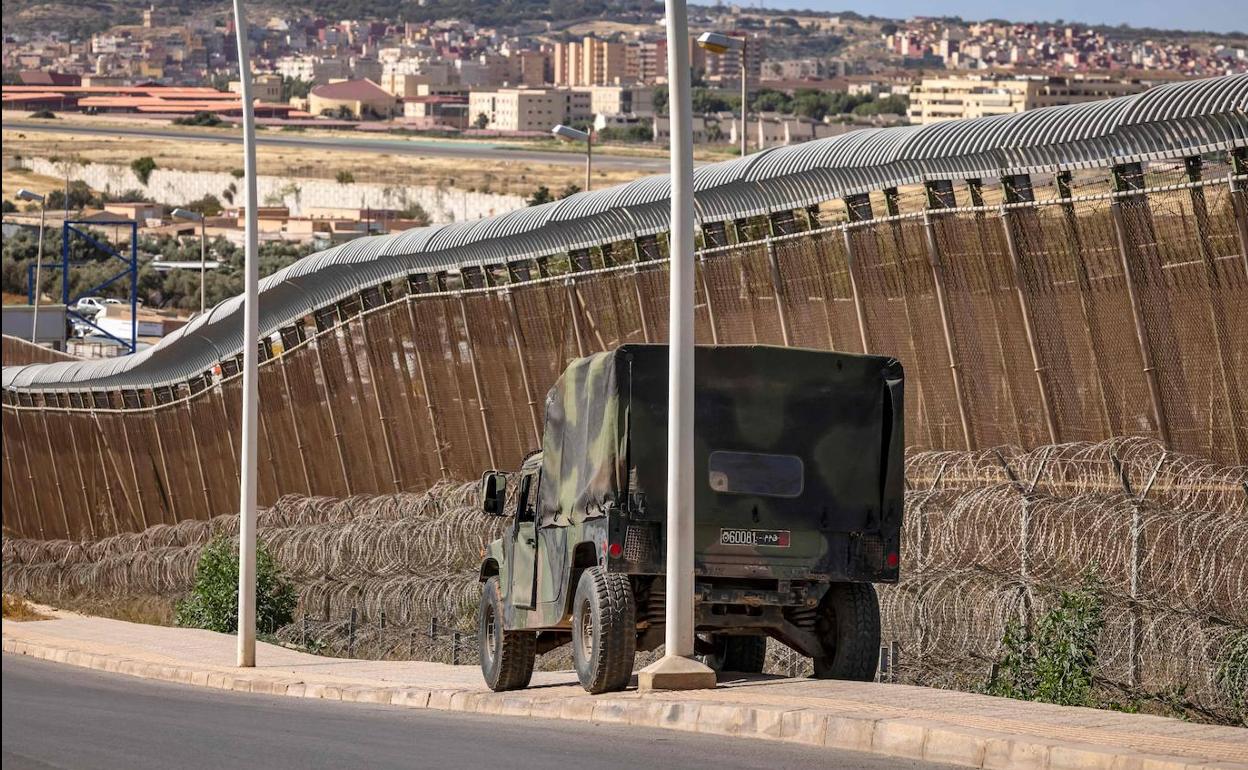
[907,75,1150,124]
[468,87,592,131]
[552,37,628,86]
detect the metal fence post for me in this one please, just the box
[311,334,354,495]
[764,237,792,346]
[1185,158,1246,462]
[277,358,314,495]
[696,256,720,344]
[356,313,403,492]
[841,227,871,354]
[503,290,543,446]
[1109,200,1172,447]
[452,631,461,666]
[457,292,497,469]
[348,606,357,658]
[999,205,1059,444]
[404,297,449,480]
[923,210,975,451]
[564,278,587,358]
[631,265,655,343]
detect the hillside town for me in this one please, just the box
[4,5,1246,139]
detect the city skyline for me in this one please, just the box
[791,0,1247,34]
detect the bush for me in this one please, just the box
[174,536,296,634]
[335,169,355,184]
[29,109,58,119]
[986,573,1105,707]
[399,202,431,225]
[131,156,158,185]
[173,111,223,127]
[1215,631,1248,724]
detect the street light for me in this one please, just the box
[172,208,208,316]
[696,31,748,157]
[230,0,261,669]
[636,0,717,692]
[551,123,593,192]
[17,189,47,344]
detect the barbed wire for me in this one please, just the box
[4,439,1244,722]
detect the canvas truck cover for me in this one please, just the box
[538,345,904,538]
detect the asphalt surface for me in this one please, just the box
[3,120,671,172]
[2,654,956,770]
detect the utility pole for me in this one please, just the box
[232,0,261,669]
[639,0,718,692]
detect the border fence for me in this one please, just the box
[4,439,1244,722]
[3,155,1247,540]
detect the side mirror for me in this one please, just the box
[481,471,507,516]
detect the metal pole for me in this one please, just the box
[199,217,207,316]
[842,228,870,354]
[923,211,974,451]
[585,131,592,192]
[999,207,1058,444]
[31,202,45,344]
[638,0,715,692]
[740,39,747,157]
[1109,200,1171,447]
[764,237,791,346]
[668,6,696,656]
[233,0,260,669]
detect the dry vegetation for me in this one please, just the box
[2,594,51,621]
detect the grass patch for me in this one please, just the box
[2,594,51,621]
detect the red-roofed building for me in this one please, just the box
[308,79,397,119]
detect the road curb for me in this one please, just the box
[3,636,1240,770]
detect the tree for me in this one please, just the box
[174,537,295,634]
[183,194,223,217]
[526,185,554,206]
[474,112,490,129]
[399,202,431,226]
[558,183,582,199]
[131,156,158,186]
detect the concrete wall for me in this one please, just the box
[23,158,526,225]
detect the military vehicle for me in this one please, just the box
[477,344,904,693]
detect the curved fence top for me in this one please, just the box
[4,74,1247,393]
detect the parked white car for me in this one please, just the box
[70,297,122,318]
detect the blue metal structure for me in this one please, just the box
[60,220,139,353]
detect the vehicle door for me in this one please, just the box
[508,471,538,609]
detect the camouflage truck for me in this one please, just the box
[477,344,904,693]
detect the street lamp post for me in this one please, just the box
[231,0,261,669]
[637,0,717,692]
[172,208,208,316]
[551,123,593,192]
[696,32,748,157]
[17,189,47,344]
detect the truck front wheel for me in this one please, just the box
[479,577,536,691]
[571,567,636,693]
[812,582,880,681]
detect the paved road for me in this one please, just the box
[2,654,954,770]
[3,120,671,172]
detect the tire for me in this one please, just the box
[571,567,636,693]
[700,634,768,674]
[478,577,536,692]
[812,582,880,681]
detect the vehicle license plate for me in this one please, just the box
[719,528,791,547]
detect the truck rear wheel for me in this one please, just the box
[700,635,768,674]
[812,582,880,681]
[479,577,536,692]
[571,567,636,693]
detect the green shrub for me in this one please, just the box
[1215,631,1248,725]
[175,536,295,634]
[987,573,1105,707]
[335,169,355,184]
[173,111,223,127]
[131,156,158,185]
[29,109,58,119]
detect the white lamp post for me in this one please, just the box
[638,0,717,692]
[172,208,208,316]
[17,189,47,344]
[696,32,748,157]
[551,123,593,192]
[231,0,261,669]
